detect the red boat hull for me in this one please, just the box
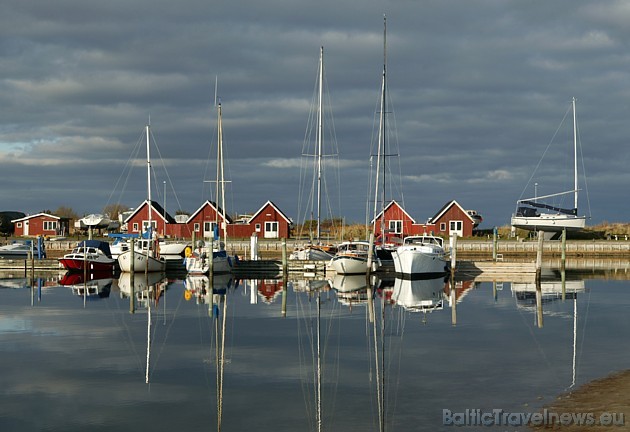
[58,258,115,273]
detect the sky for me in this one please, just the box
[1,0,629,229]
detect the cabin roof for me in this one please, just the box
[124,200,177,224]
[371,200,416,224]
[428,200,476,224]
[248,200,292,224]
[186,200,233,224]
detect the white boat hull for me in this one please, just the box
[392,277,445,311]
[290,246,335,261]
[392,245,449,278]
[330,255,369,275]
[117,251,166,272]
[511,214,586,232]
[159,241,190,257]
[185,251,232,274]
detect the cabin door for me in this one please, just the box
[449,220,463,237]
[24,220,29,236]
[264,221,279,239]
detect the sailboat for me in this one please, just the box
[291,47,339,262]
[185,98,232,275]
[117,125,167,273]
[511,97,587,235]
[333,19,402,275]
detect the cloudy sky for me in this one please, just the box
[2,0,629,228]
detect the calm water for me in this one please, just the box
[0,268,629,431]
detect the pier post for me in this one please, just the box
[536,230,543,282]
[366,232,375,278]
[281,238,287,276]
[450,278,457,326]
[492,227,498,261]
[281,273,287,317]
[209,236,214,273]
[536,279,544,328]
[130,238,135,313]
[450,233,457,272]
[250,233,258,260]
[561,228,567,271]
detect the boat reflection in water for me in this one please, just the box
[59,271,113,300]
[184,273,233,431]
[184,273,234,305]
[330,274,371,308]
[392,276,447,315]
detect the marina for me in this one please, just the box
[0,264,628,431]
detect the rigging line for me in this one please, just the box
[576,285,592,381]
[105,131,144,210]
[147,128,185,215]
[148,283,186,377]
[296,293,316,429]
[518,102,573,201]
[514,296,564,388]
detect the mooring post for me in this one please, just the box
[281,273,288,318]
[450,233,457,273]
[450,277,457,326]
[561,228,567,271]
[250,233,258,260]
[366,232,375,278]
[536,279,544,328]
[281,238,287,276]
[209,237,214,278]
[536,230,543,282]
[130,238,135,313]
[492,227,498,261]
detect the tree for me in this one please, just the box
[54,206,79,220]
[102,203,131,221]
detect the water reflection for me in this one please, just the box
[0,266,628,431]
[59,271,113,300]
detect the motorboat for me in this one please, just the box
[330,241,375,275]
[58,240,116,273]
[0,240,46,259]
[392,235,449,278]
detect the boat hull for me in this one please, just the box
[58,258,115,273]
[185,250,232,274]
[289,246,335,261]
[330,255,370,275]
[117,251,166,272]
[392,245,449,279]
[511,214,586,232]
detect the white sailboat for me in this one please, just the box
[185,97,232,275]
[291,46,339,262]
[118,125,167,273]
[511,97,587,235]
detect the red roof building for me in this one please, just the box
[11,213,70,237]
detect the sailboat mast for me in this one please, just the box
[381,16,387,240]
[146,124,153,233]
[372,16,387,238]
[316,47,324,242]
[216,101,228,241]
[572,97,578,211]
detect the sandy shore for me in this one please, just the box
[530,370,630,431]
